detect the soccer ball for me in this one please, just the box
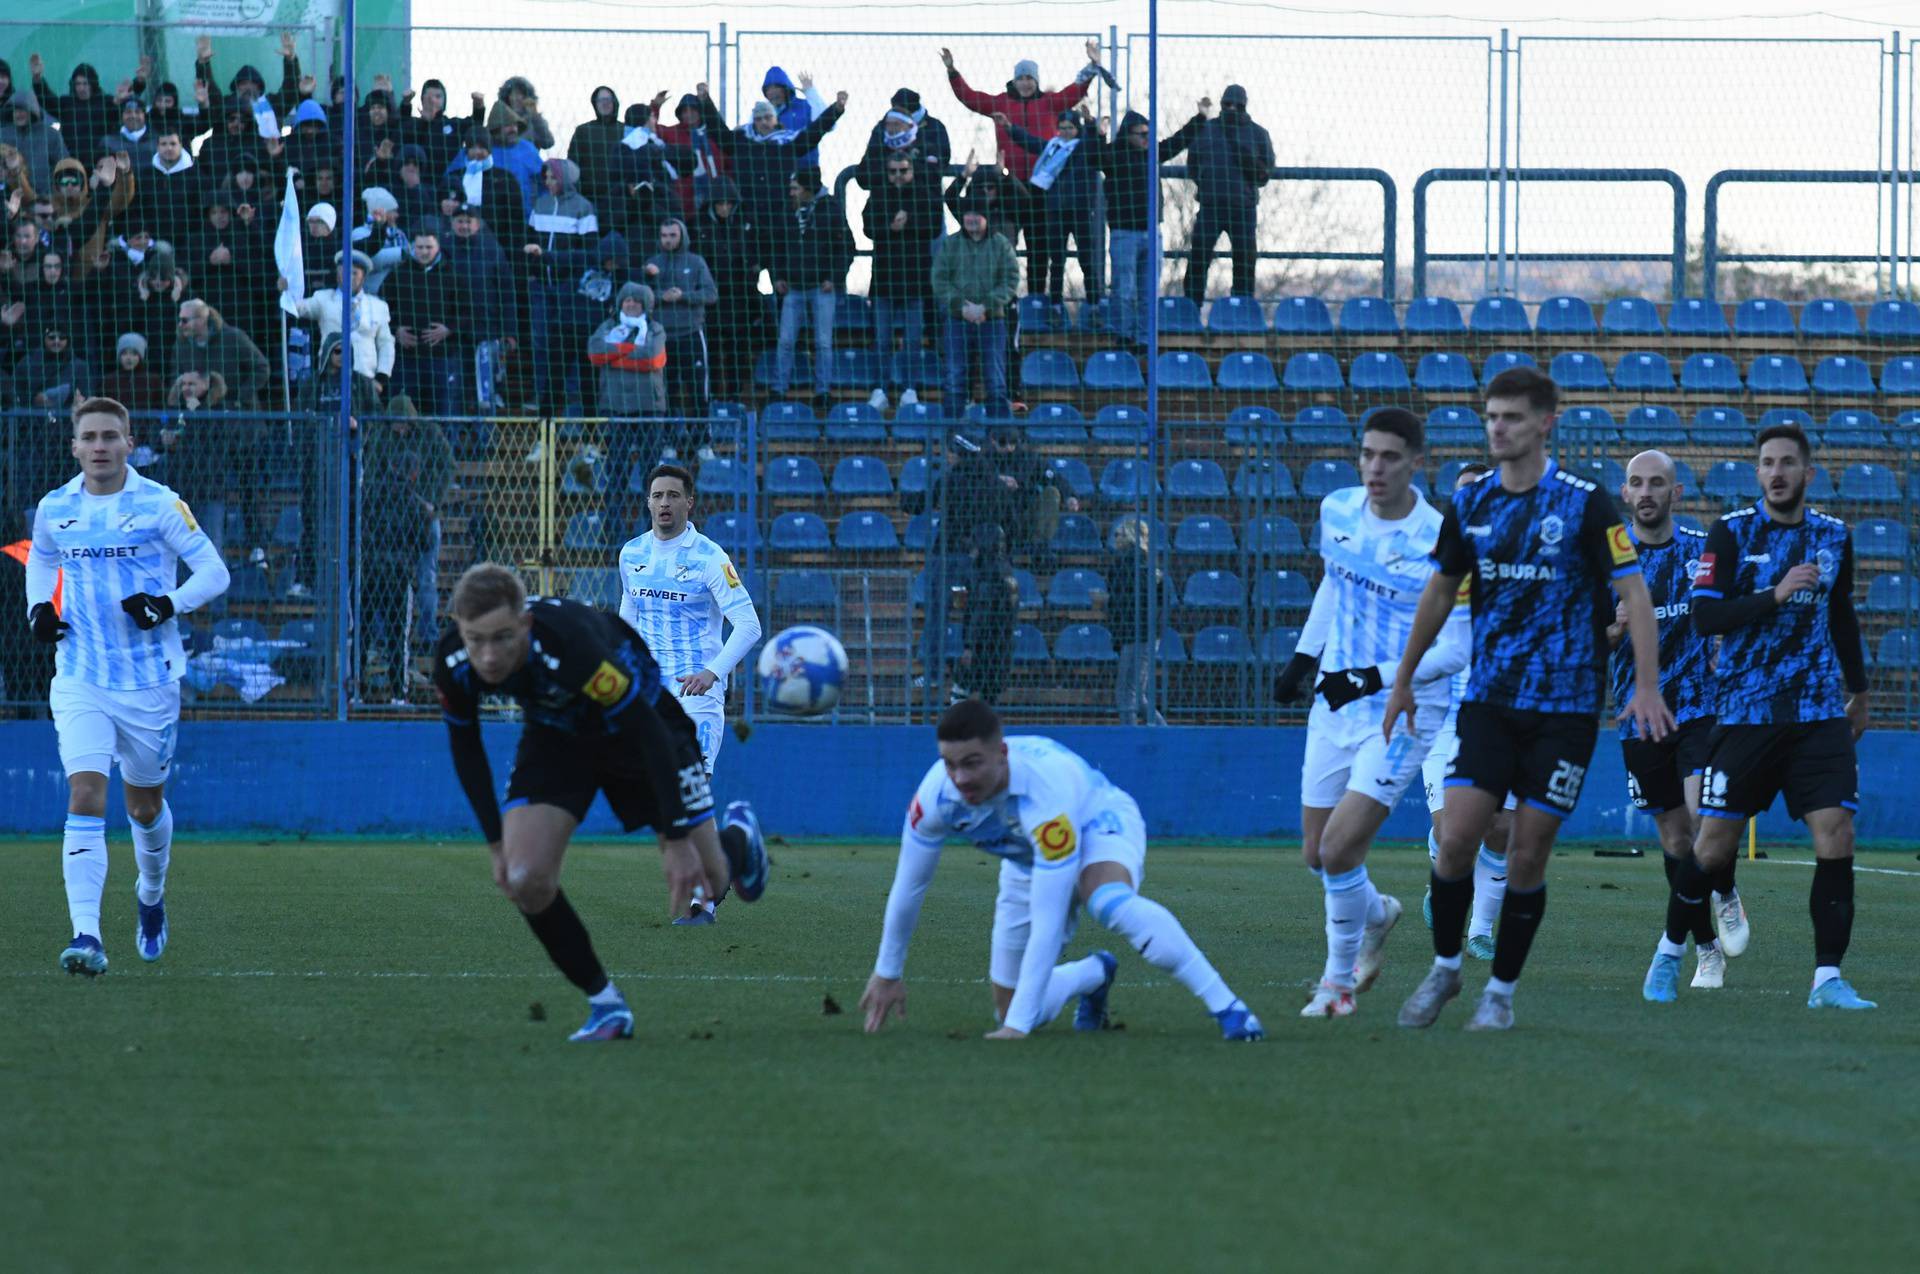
[756,625,848,715]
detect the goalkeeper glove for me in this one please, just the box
[29,602,68,644]
[120,592,176,630]
[1317,665,1385,711]
[1272,652,1318,704]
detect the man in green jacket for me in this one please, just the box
[932,199,1018,416]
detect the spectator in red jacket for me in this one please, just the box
[940,41,1107,183]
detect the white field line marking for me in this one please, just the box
[1746,858,1920,878]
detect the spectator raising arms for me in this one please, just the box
[1095,110,1185,352]
[941,41,1108,184]
[996,106,1103,315]
[400,78,483,178]
[694,81,847,267]
[487,76,554,152]
[760,67,829,168]
[855,88,952,192]
[1161,85,1274,303]
[657,93,727,222]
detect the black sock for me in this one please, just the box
[718,824,748,899]
[1712,856,1737,898]
[1664,853,1714,946]
[523,889,609,996]
[1810,856,1855,968]
[1490,883,1547,984]
[1430,869,1472,959]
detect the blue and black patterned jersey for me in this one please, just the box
[1610,525,1715,738]
[1694,507,1858,726]
[434,596,665,736]
[1433,462,1641,715]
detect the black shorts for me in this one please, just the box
[1621,716,1716,815]
[503,692,715,836]
[1446,702,1599,819]
[1699,718,1858,823]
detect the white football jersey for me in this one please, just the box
[616,523,756,689]
[904,734,1126,870]
[28,467,227,691]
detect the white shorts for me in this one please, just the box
[677,691,725,775]
[51,674,181,787]
[989,794,1147,989]
[1422,720,1517,815]
[1302,718,1436,811]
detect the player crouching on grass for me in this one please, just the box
[435,563,769,1041]
[860,698,1264,1041]
[28,396,230,974]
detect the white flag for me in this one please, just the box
[275,166,305,317]
[253,95,280,140]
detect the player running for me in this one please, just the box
[615,462,762,924]
[1385,367,1673,1031]
[26,397,230,974]
[860,699,1264,1041]
[1271,409,1467,1017]
[1665,424,1875,1010]
[435,563,770,1041]
[1607,452,1741,1001]
[1419,462,1511,961]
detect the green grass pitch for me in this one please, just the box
[3,837,1916,1271]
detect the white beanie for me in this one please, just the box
[307,202,338,230]
[362,186,398,214]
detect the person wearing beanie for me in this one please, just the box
[656,90,728,221]
[398,77,482,176]
[351,186,411,295]
[589,282,670,526]
[933,197,1020,417]
[567,85,632,219]
[104,96,158,170]
[11,321,91,412]
[486,75,554,151]
[445,126,529,250]
[996,103,1104,315]
[526,156,604,414]
[854,85,953,192]
[1161,84,1274,303]
[298,201,342,296]
[97,332,164,410]
[642,217,718,442]
[692,176,758,401]
[940,38,1108,184]
[695,80,848,279]
[766,167,854,415]
[281,249,395,394]
[355,86,405,183]
[391,142,439,227]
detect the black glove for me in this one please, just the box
[120,592,176,630]
[29,602,68,644]
[1272,652,1318,704]
[1317,665,1385,711]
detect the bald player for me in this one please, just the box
[1605,452,1743,1000]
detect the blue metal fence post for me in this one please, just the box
[334,0,358,720]
[1145,0,1159,725]
[718,22,728,127]
[1496,27,1511,296]
[1892,31,1903,296]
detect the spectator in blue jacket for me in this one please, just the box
[761,66,828,167]
[998,105,1103,317]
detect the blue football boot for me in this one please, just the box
[1073,951,1119,1031]
[1642,952,1681,1004]
[60,934,108,977]
[136,896,168,961]
[569,997,636,1041]
[1807,978,1877,1011]
[1214,1000,1265,1042]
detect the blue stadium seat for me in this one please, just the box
[1269,296,1330,336]
[1175,516,1237,555]
[1735,297,1797,337]
[1867,299,1920,341]
[1294,405,1349,427]
[1167,459,1229,501]
[1084,351,1145,391]
[774,570,837,610]
[1615,352,1677,392]
[1901,410,1920,430]
[824,405,888,444]
[212,617,270,644]
[1217,352,1280,392]
[765,455,827,498]
[1338,296,1400,335]
[1882,357,1920,395]
[768,512,831,552]
[1425,405,1484,445]
[1011,624,1050,664]
[890,348,944,391]
[705,511,762,554]
[903,512,938,551]
[898,455,934,498]
[1672,459,1699,490]
[1536,295,1598,335]
[1282,352,1344,391]
[1244,514,1306,556]
[1801,298,1860,338]
[270,505,303,549]
[1224,404,1286,444]
[1350,352,1412,393]
[1181,570,1245,610]
[833,293,873,336]
[1819,410,1884,446]
[835,512,899,551]
[1702,461,1759,503]
[1077,299,1111,334]
[1756,408,1815,431]
[562,511,609,550]
[830,455,893,497]
[1812,355,1875,396]
[1047,569,1109,609]
[1479,350,1537,384]
[1414,352,1477,393]
[1550,351,1610,391]
[1877,629,1919,670]
[1232,460,1297,501]
[1617,405,1684,444]
[1856,519,1909,562]
[1021,350,1080,391]
[1404,297,1465,335]
[890,401,947,441]
[1560,406,1617,432]
[1666,297,1729,336]
[1567,458,1626,491]
[1301,459,1360,499]
[1805,466,1836,501]
[1051,458,1096,502]
[1098,459,1159,503]
[1747,355,1810,394]
[1017,295,1053,333]
[761,400,821,441]
[830,348,882,390]
[1252,570,1314,611]
[1154,628,1189,665]
[1028,401,1084,425]
[1191,625,1255,664]
[1470,296,1531,336]
[1156,295,1203,334]
[1691,406,1750,438]
[1258,627,1303,662]
[1864,574,1918,614]
[1027,419,1090,445]
[1840,463,1900,504]
[1156,351,1213,391]
[1602,296,1664,336]
[1681,353,1743,395]
[1091,403,1151,444]
[1435,459,1485,492]
[1050,514,1102,553]
[1207,296,1269,334]
[1054,623,1117,663]
[277,619,325,650]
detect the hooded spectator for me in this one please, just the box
[0,89,69,193]
[861,148,944,410]
[589,282,669,526]
[285,97,334,181]
[693,176,758,402]
[767,168,854,414]
[1096,109,1186,350]
[387,221,470,418]
[941,42,1106,183]
[958,521,1018,706]
[614,100,687,244]
[196,33,305,129]
[525,157,603,413]
[359,394,453,693]
[196,99,264,184]
[489,117,546,207]
[933,198,1019,415]
[695,83,847,271]
[140,125,202,250]
[104,96,158,170]
[855,87,953,191]
[568,86,628,212]
[24,248,78,351]
[223,153,273,222]
[356,88,407,183]
[400,78,482,176]
[283,249,395,395]
[446,127,528,249]
[11,321,90,410]
[1161,85,1274,303]
[642,217,718,440]
[32,61,118,165]
[656,92,727,221]
[759,67,828,167]
[195,188,271,348]
[944,158,1031,258]
[147,81,190,147]
[120,241,187,372]
[487,76,554,151]
[999,105,1103,313]
[387,144,440,227]
[98,331,165,412]
[173,296,271,411]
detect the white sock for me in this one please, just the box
[131,801,173,906]
[1812,965,1842,989]
[1433,953,1462,972]
[1656,935,1687,959]
[1038,954,1110,1025]
[1427,828,1440,865]
[1487,976,1517,998]
[1321,865,1371,988]
[588,981,624,1005]
[1469,845,1507,937]
[62,814,109,938]
[1089,883,1236,1013]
